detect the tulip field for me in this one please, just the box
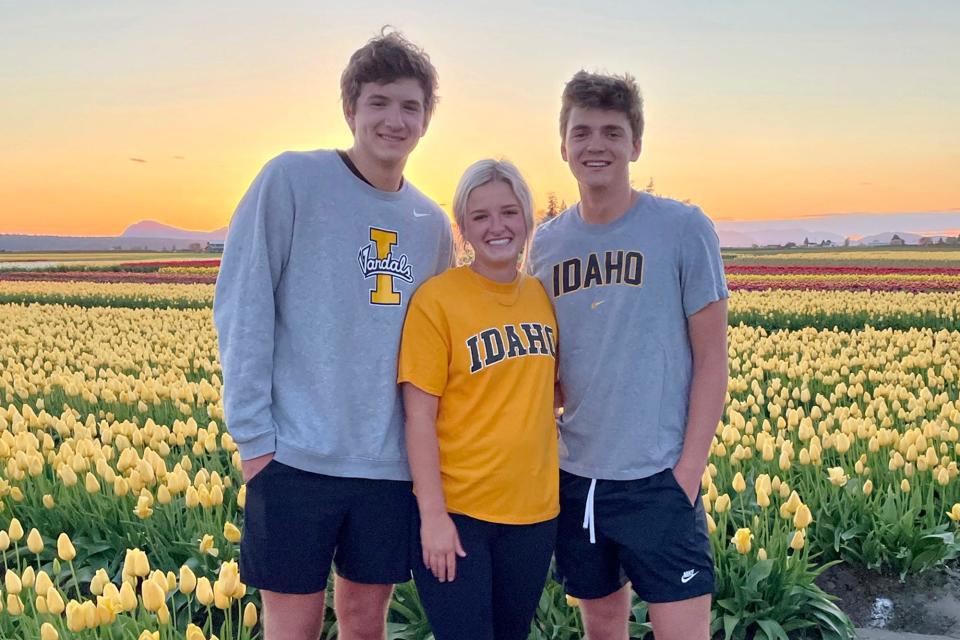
[1,249,959,639]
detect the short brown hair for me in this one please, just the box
[559,71,644,143]
[340,28,439,120]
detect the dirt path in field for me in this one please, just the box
[817,563,960,638]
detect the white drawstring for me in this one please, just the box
[582,478,597,544]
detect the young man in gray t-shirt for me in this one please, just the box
[528,72,729,640]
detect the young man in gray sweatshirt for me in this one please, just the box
[214,31,453,640]
[527,72,729,640]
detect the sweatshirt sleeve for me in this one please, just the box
[214,156,295,461]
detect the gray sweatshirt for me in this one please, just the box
[214,150,454,480]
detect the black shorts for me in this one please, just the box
[240,460,413,593]
[555,468,714,603]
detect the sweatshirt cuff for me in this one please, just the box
[235,431,277,461]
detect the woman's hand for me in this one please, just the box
[420,512,467,582]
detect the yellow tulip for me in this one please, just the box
[224,522,242,543]
[40,622,59,640]
[36,595,48,614]
[7,593,24,616]
[705,512,717,534]
[196,577,214,606]
[901,478,911,493]
[186,624,206,640]
[827,467,849,487]
[35,570,53,596]
[21,566,35,589]
[199,534,219,557]
[90,568,110,596]
[790,529,806,551]
[218,560,241,598]
[946,504,960,522]
[27,528,44,554]
[138,631,160,640]
[714,494,731,513]
[96,596,118,625]
[863,479,874,496]
[65,600,84,632]
[5,569,22,594]
[8,518,24,541]
[732,527,752,554]
[46,587,66,615]
[243,601,259,627]
[179,565,197,594]
[120,581,139,611]
[85,472,101,493]
[757,548,768,561]
[57,533,77,561]
[158,602,171,625]
[237,484,247,509]
[213,581,231,609]
[0,531,10,551]
[937,468,950,486]
[731,472,746,493]
[793,504,813,529]
[81,599,97,628]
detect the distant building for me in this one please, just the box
[919,237,933,246]
[890,234,905,246]
[205,242,224,253]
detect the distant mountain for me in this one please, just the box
[851,231,922,246]
[713,210,960,248]
[122,220,226,241]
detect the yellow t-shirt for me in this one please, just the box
[398,266,559,524]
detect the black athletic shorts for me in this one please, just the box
[555,468,715,603]
[239,460,413,593]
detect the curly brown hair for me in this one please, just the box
[559,71,644,143]
[340,28,439,121]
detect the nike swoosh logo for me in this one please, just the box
[681,570,699,584]
[591,300,605,310]
[413,210,430,218]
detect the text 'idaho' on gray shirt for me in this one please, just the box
[214,150,454,481]
[528,193,728,481]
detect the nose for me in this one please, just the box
[585,133,605,153]
[384,104,404,129]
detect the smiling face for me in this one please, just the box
[561,106,641,191]
[461,180,528,279]
[345,78,428,168]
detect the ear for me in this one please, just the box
[630,137,642,162]
[343,102,357,134]
[560,138,568,162]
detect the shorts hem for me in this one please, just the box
[637,586,714,604]
[335,566,411,586]
[241,575,329,595]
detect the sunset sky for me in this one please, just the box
[2,1,958,236]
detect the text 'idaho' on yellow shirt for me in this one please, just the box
[398,266,559,524]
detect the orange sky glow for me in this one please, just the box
[2,3,957,236]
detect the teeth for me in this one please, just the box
[585,161,609,167]
[487,238,511,246]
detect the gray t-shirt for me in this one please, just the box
[528,193,728,480]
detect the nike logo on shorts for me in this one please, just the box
[413,210,430,217]
[681,569,698,583]
[591,300,605,310]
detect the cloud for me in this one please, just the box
[129,157,147,163]
[173,155,185,160]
